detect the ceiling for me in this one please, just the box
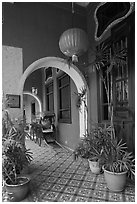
[76,2,90,7]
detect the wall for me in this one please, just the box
[42,68,80,150]
[87,69,98,125]
[2,45,23,119]
[2,2,89,150]
[2,2,87,71]
[23,94,39,123]
[86,3,111,125]
[57,79,80,150]
[87,3,135,153]
[23,69,43,103]
[2,2,87,126]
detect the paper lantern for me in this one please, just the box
[59,28,89,62]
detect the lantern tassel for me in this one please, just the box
[72,55,78,62]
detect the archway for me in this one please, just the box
[23,91,42,114]
[19,57,89,138]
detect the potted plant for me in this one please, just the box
[101,137,135,192]
[30,121,43,146]
[74,39,135,189]
[2,138,33,201]
[89,42,135,191]
[2,97,33,201]
[73,124,110,174]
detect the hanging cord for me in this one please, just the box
[72,2,74,14]
[71,2,74,28]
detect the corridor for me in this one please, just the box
[3,138,135,202]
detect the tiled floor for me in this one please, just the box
[3,139,135,202]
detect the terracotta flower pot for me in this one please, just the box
[103,166,127,192]
[88,160,101,174]
[5,177,30,201]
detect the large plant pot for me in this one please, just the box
[88,160,101,174]
[5,177,30,201]
[103,166,127,192]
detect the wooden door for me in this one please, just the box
[112,12,135,154]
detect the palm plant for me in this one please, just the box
[89,42,127,139]
[73,124,112,165]
[102,137,135,179]
[2,138,33,185]
[88,43,135,177]
[2,95,33,185]
[75,86,87,111]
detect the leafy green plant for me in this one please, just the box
[88,43,128,139]
[87,40,135,179]
[74,123,135,179]
[75,86,87,111]
[2,138,33,185]
[102,137,135,179]
[73,124,111,166]
[2,95,33,185]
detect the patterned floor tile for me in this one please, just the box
[72,174,84,180]
[46,167,57,171]
[61,173,73,179]
[95,182,108,190]
[3,139,134,202]
[92,189,107,200]
[56,178,69,185]
[46,176,58,183]
[77,188,92,196]
[41,170,52,176]
[63,186,77,194]
[34,176,48,183]
[69,163,78,167]
[68,179,81,187]
[39,182,53,190]
[108,192,123,202]
[76,169,86,174]
[50,171,62,177]
[51,183,65,192]
[78,166,88,170]
[74,196,89,202]
[65,168,76,173]
[59,165,69,170]
[124,185,135,195]
[41,191,60,201]
[81,181,95,189]
[55,168,66,173]
[58,193,74,202]
[88,197,105,202]
[125,195,135,202]
[85,175,97,182]
[95,175,106,183]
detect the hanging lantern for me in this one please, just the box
[59,28,89,62]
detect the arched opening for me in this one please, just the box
[23,91,42,123]
[19,57,89,139]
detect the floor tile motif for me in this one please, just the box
[58,193,74,202]
[108,192,123,202]
[81,181,95,189]
[77,188,91,196]
[125,195,135,202]
[2,139,135,202]
[74,196,89,202]
[64,186,78,194]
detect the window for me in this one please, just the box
[99,28,129,122]
[45,67,52,81]
[46,82,54,112]
[113,36,128,108]
[58,74,71,123]
[31,102,35,115]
